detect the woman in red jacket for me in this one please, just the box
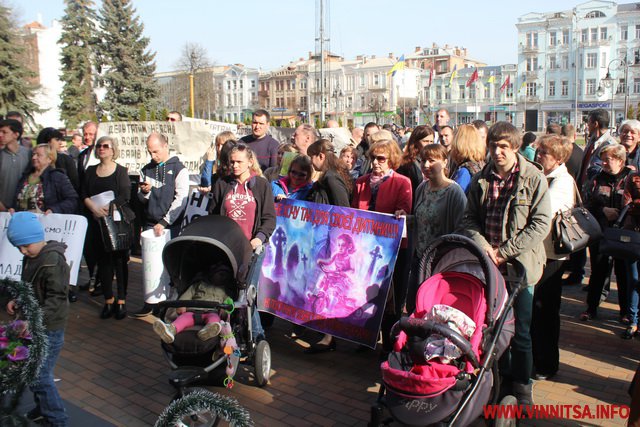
[351,138,412,354]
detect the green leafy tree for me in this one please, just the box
[96,0,158,120]
[59,0,97,129]
[149,109,156,121]
[138,106,147,121]
[628,105,635,120]
[160,108,168,121]
[0,3,39,120]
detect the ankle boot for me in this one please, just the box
[512,381,533,406]
[114,303,126,320]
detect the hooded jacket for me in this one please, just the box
[21,241,70,331]
[463,153,551,286]
[139,156,188,228]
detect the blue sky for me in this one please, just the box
[12,0,604,73]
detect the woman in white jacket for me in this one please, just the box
[530,134,577,381]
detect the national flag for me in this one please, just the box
[428,68,434,87]
[500,75,510,92]
[448,64,458,87]
[519,80,527,92]
[487,72,496,84]
[387,55,405,76]
[466,68,479,87]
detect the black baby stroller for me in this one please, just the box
[370,234,525,427]
[157,215,271,402]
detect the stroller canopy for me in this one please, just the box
[162,216,253,293]
[417,234,509,326]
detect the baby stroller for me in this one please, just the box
[157,215,271,402]
[370,234,525,427]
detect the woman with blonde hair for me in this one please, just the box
[199,131,237,192]
[449,124,486,193]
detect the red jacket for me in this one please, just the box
[352,172,412,247]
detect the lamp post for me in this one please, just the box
[332,83,344,124]
[597,58,629,130]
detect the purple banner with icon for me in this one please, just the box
[257,198,405,348]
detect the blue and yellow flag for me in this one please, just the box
[448,64,458,87]
[487,72,496,84]
[388,55,405,76]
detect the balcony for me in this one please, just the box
[520,45,539,54]
[368,84,387,92]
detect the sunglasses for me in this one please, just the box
[289,170,307,178]
[96,143,112,149]
[371,155,388,163]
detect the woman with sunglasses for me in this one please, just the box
[304,139,352,353]
[271,155,314,201]
[81,136,133,319]
[352,138,413,355]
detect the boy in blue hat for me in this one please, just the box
[5,212,69,426]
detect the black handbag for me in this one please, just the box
[600,205,640,261]
[552,181,603,254]
[99,203,134,252]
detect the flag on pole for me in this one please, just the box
[428,68,434,87]
[466,68,479,87]
[448,64,458,87]
[500,75,510,92]
[519,80,527,92]
[387,55,405,76]
[487,72,496,84]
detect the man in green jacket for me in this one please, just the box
[463,122,551,407]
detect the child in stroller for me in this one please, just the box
[153,261,234,345]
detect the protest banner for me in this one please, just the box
[257,199,405,348]
[318,127,352,152]
[0,213,88,286]
[180,189,213,230]
[97,120,217,175]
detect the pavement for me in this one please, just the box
[26,256,639,426]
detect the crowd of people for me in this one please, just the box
[2,105,640,424]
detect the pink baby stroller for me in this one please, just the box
[370,234,525,426]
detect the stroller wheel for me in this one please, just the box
[492,395,518,427]
[254,340,271,387]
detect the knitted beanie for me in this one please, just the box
[7,212,45,247]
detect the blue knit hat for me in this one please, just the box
[7,212,45,247]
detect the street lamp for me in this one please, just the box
[598,58,629,129]
[332,83,344,124]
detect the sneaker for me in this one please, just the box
[153,320,177,344]
[25,408,44,422]
[132,303,154,318]
[197,322,222,341]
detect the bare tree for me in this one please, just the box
[174,42,215,118]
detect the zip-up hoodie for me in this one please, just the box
[21,241,69,331]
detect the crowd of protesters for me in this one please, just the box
[3,106,640,421]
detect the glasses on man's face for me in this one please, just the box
[289,170,307,178]
[96,143,112,149]
[371,155,388,163]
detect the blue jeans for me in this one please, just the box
[31,329,68,426]
[626,261,640,327]
[500,285,534,385]
[252,309,264,339]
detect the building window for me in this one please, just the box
[586,53,597,68]
[233,80,237,90]
[227,81,231,90]
[634,78,640,94]
[581,29,588,43]
[526,32,538,48]
[227,94,231,106]
[636,24,640,39]
[374,74,379,86]
[561,80,569,96]
[600,27,607,40]
[445,88,451,100]
[240,80,243,89]
[585,10,605,18]
[617,78,626,94]
[291,81,295,90]
[586,79,596,95]
[590,28,598,43]
[347,76,354,90]
[526,82,537,97]
[286,80,291,90]
[436,87,442,100]
[346,96,351,108]
[459,84,466,99]
[251,80,256,88]
[360,95,365,107]
[549,55,557,69]
[621,26,628,41]
[562,54,569,70]
[360,75,365,86]
[549,81,556,96]
[562,29,570,45]
[526,57,538,71]
[239,93,243,105]
[549,31,557,46]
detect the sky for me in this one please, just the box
[11,0,609,73]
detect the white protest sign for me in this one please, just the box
[180,189,212,230]
[0,213,88,286]
[269,127,295,145]
[319,127,352,153]
[141,229,171,304]
[97,121,213,175]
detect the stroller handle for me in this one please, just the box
[157,300,234,312]
[398,317,480,370]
